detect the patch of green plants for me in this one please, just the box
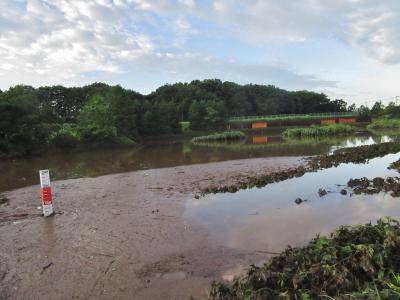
[368,118,400,130]
[191,131,246,143]
[210,218,400,299]
[283,124,355,138]
[179,121,190,132]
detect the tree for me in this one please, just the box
[78,95,117,142]
[371,101,384,116]
[188,100,206,130]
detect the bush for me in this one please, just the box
[210,218,400,299]
[191,131,245,143]
[283,124,355,138]
[48,124,80,148]
[367,118,400,130]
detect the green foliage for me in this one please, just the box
[210,218,400,299]
[0,85,52,156]
[283,124,355,138]
[179,121,190,132]
[0,80,359,157]
[191,131,245,143]
[367,118,400,130]
[48,124,80,148]
[78,95,117,142]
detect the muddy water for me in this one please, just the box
[185,153,400,255]
[0,131,394,193]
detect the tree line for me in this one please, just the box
[0,79,371,157]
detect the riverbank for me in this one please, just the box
[0,157,304,299]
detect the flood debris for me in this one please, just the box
[294,198,303,204]
[0,194,8,205]
[294,198,308,205]
[347,176,400,197]
[309,142,400,170]
[201,142,400,196]
[388,158,400,172]
[318,188,327,197]
[201,166,307,195]
[209,218,400,300]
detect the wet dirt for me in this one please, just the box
[0,157,304,300]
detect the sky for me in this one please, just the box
[1,0,400,105]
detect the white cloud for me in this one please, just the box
[0,0,399,102]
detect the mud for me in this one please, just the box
[0,157,303,300]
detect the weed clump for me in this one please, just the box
[191,131,246,143]
[210,218,400,299]
[283,124,355,138]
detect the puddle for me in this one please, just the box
[185,153,400,253]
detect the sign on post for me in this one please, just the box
[39,170,54,217]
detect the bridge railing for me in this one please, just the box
[229,112,358,122]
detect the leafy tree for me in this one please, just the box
[371,101,385,116]
[78,95,117,142]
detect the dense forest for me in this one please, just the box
[0,79,388,157]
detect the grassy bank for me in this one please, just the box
[368,118,400,130]
[210,218,400,299]
[191,131,245,143]
[283,124,355,138]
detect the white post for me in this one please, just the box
[39,170,54,217]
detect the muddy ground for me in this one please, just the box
[0,157,304,300]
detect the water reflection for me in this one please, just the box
[0,131,397,192]
[184,153,400,252]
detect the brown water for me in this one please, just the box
[184,152,400,255]
[0,129,394,193]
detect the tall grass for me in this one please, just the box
[283,124,355,138]
[191,131,245,143]
[367,118,400,130]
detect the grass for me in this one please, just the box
[191,131,246,143]
[210,218,400,299]
[283,124,355,138]
[229,112,357,124]
[367,118,400,130]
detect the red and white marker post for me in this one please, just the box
[39,169,54,217]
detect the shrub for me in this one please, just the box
[191,131,245,143]
[367,118,400,130]
[283,124,355,138]
[48,124,80,148]
[210,218,400,299]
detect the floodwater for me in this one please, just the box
[185,152,400,255]
[0,129,395,193]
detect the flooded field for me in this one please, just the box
[0,128,394,193]
[185,152,400,255]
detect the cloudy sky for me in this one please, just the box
[1,0,400,104]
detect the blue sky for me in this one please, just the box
[1,0,400,105]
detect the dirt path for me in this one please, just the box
[0,157,304,300]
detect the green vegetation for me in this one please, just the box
[191,131,245,143]
[0,79,393,158]
[210,218,400,299]
[283,124,355,138]
[367,118,400,130]
[179,121,190,132]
